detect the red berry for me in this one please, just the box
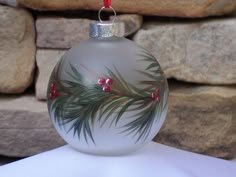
[151,93,157,101]
[103,86,111,93]
[98,78,106,86]
[156,88,160,94]
[156,96,161,103]
[51,83,56,91]
[53,89,59,97]
[106,78,113,85]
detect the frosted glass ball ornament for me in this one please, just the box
[47,20,169,156]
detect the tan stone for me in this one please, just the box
[36,49,66,100]
[1,0,236,17]
[134,17,236,85]
[0,94,65,157]
[0,5,36,93]
[155,81,236,159]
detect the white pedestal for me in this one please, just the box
[0,142,235,177]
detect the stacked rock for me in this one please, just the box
[0,0,235,159]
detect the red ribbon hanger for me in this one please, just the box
[103,0,111,8]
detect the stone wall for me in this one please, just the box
[0,1,236,159]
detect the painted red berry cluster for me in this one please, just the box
[151,88,161,102]
[98,78,113,92]
[49,83,59,99]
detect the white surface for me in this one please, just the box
[0,142,235,177]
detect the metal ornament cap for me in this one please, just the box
[90,21,125,38]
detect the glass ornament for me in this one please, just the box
[47,6,168,156]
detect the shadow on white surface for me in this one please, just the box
[0,142,235,177]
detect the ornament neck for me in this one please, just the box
[89,21,125,38]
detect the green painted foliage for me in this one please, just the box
[48,51,168,144]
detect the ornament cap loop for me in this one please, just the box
[98,6,116,23]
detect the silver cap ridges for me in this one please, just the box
[90,21,125,38]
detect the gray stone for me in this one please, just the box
[36,17,91,49]
[134,17,236,84]
[0,5,36,93]
[36,49,66,100]
[110,14,143,36]
[36,15,143,49]
[0,94,65,157]
[1,0,236,17]
[155,81,236,159]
